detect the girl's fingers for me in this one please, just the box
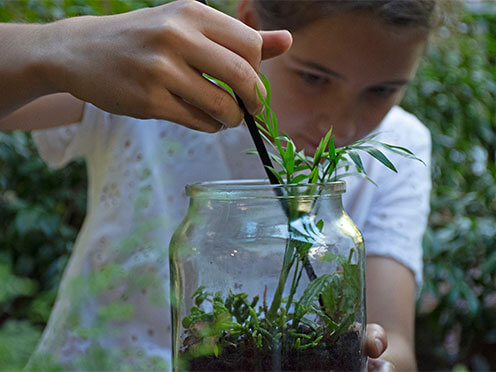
[367,358,396,372]
[184,36,266,116]
[160,91,225,133]
[166,61,244,128]
[259,30,293,60]
[196,3,264,70]
[365,323,388,358]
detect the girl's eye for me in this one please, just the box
[297,71,329,86]
[368,86,398,98]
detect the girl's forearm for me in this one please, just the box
[0,22,65,119]
[0,93,84,131]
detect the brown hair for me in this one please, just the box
[253,0,438,32]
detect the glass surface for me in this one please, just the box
[170,180,366,371]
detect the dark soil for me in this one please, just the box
[183,329,364,371]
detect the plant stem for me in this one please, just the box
[267,238,294,321]
[286,260,304,315]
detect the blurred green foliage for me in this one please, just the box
[0,131,87,369]
[402,8,496,372]
[0,2,173,369]
[0,0,236,22]
[0,1,495,371]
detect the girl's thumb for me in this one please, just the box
[259,30,293,60]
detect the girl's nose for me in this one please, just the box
[333,118,357,145]
[315,115,333,135]
[315,113,357,146]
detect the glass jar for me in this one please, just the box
[170,180,366,371]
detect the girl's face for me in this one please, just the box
[239,4,428,152]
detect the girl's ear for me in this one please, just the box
[237,0,261,29]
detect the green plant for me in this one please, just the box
[177,75,421,370]
[253,74,420,187]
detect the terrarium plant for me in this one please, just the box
[170,75,421,371]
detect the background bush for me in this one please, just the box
[0,1,495,371]
[402,6,496,371]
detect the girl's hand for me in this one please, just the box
[42,0,292,132]
[365,323,396,372]
[368,358,396,372]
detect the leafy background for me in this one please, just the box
[0,0,494,371]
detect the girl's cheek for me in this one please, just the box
[356,107,390,138]
[362,96,397,124]
[279,116,302,138]
[273,90,311,130]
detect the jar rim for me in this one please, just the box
[186,179,346,199]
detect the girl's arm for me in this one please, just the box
[0,23,58,120]
[366,256,418,371]
[0,93,84,131]
[0,1,292,132]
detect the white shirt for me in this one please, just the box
[27,104,431,370]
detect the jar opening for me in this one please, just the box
[185,180,345,199]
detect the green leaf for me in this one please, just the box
[182,317,192,329]
[294,165,310,173]
[380,143,415,156]
[328,135,336,159]
[267,152,286,169]
[256,85,272,133]
[202,73,234,97]
[313,128,332,167]
[264,166,284,184]
[284,141,295,175]
[309,167,319,184]
[342,262,360,296]
[269,107,280,144]
[260,73,271,106]
[295,273,332,316]
[295,150,313,169]
[363,148,397,172]
[256,122,272,138]
[322,127,333,152]
[310,304,338,332]
[292,174,309,184]
[316,219,324,231]
[319,253,347,265]
[330,311,356,338]
[380,143,426,165]
[348,151,365,173]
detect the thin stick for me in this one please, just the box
[197,0,318,286]
[234,93,281,185]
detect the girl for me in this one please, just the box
[3,0,435,370]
